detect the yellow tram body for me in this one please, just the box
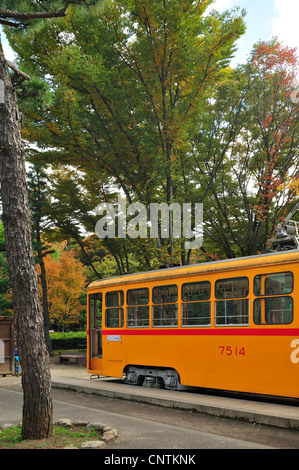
[87,250,299,398]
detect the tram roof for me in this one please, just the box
[87,249,299,291]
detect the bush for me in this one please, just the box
[50,331,86,351]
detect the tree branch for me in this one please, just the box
[7,60,31,81]
[0,18,23,27]
[0,7,68,20]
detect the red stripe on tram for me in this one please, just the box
[103,328,299,337]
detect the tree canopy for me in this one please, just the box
[2,0,299,270]
[5,0,249,266]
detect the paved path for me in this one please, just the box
[1,363,299,433]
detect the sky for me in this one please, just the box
[1,0,299,67]
[207,0,299,67]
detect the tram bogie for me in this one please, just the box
[124,366,179,390]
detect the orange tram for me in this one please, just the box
[87,250,299,399]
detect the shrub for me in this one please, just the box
[50,331,86,351]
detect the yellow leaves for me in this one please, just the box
[64,88,78,103]
[37,242,86,328]
[21,127,31,138]
[279,177,299,196]
[47,122,62,135]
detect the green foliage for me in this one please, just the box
[49,331,86,350]
[4,1,297,266]
[192,39,299,257]
[5,0,246,266]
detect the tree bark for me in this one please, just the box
[0,40,53,439]
[36,222,53,356]
[0,7,67,21]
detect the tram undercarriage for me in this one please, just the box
[124,365,179,390]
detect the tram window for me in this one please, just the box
[182,281,211,301]
[106,291,124,307]
[253,296,293,324]
[153,304,178,327]
[127,306,149,327]
[127,288,150,328]
[89,294,102,328]
[89,294,102,357]
[215,277,249,299]
[215,299,249,326]
[182,302,211,326]
[127,288,149,305]
[153,285,178,304]
[254,272,293,296]
[105,308,124,327]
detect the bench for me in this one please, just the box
[59,355,86,366]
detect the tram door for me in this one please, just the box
[89,293,102,371]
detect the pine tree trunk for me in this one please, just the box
[34,201,53,354]
[0,40,53,439]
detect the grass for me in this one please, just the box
[0,424,100,449]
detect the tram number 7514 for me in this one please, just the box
[219,346,245,356]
